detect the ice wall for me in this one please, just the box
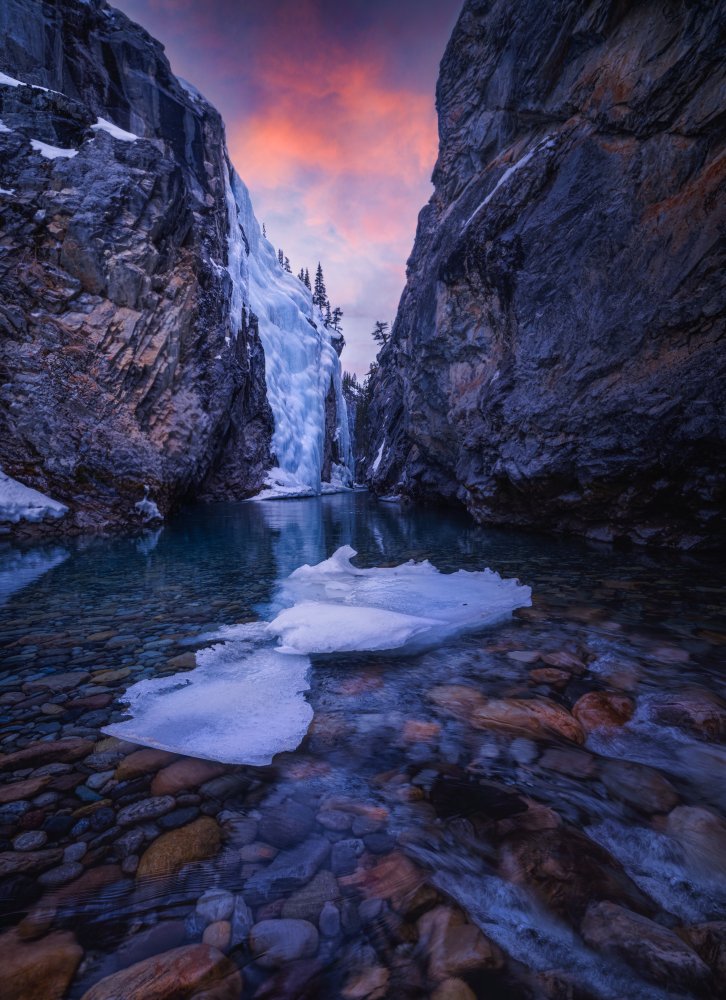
[224,165,353,497]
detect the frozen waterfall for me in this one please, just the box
[224,164,354,497]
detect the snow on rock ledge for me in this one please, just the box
[0,469,68,524]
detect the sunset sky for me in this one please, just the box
[115,0,462,374]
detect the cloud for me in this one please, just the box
[116,0,461,374]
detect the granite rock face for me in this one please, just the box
[0,0,273,531]
[365,0,725,548]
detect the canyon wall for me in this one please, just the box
[0,0,349,533]
[365,0,725,548]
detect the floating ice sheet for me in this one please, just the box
[105,642,312,766]
[104,547,529,763]
[269,545,531,654]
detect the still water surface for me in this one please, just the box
[1,494,725,998]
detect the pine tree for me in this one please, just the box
[262,223,267,238]
[284,256,292,273]
[298,268,305,282]
[313,262,327,308]
[304,268,311,290]
[277,249,284,266]
[372,320,389,346]
[324,301,332,327]
[331,306,343,333]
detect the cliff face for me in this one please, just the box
[365,0,726,548]
[0,0,274,531]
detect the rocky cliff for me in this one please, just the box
[365,0,726,548]
[0,0,350,533]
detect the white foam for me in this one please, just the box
[436,869,670,1000]
[269,545,531,654]
[104,643,313,766]
[0,469,68,523]
[587,819,726,923]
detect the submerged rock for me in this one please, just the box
[430,686,584,744]
[0,928,83,1000]
[581,901,710,987]
[417,905,503,982]
[80,943,242,999]
[249,918,319,968]
[571,692,634,733]
[136,817,222,879]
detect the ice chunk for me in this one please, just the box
[104,643,313,765]
[91,117,138,142]
[269,545,531,654]
[134,486,163,522]
[271,601,442,654]
[30,138,77,159]
[0,469,68,523]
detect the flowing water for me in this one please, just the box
[1,494,725,999]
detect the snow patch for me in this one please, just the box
[371,442,384,474]
[269,545,531,654]
[91,117,138,142]
[0,120,11,133]
[30,138,77,160]
[0,187,14,196]
[0,70,24,88]
[0,469,68,524]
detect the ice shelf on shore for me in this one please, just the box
[0,469,68,524]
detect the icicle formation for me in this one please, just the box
[223,162,353,496]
